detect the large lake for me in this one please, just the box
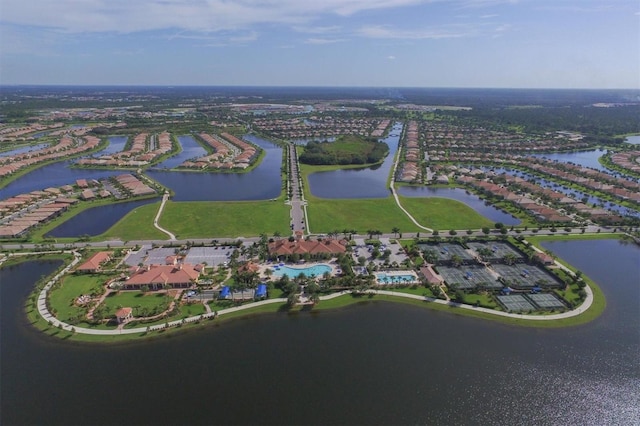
[2,239,638,425]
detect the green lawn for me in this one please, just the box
[48,273,110,322]
[159,200,291,238]
[100,202,167,241]
[399,196,494,230]
[102,291,171,314]
[306,197,421,234]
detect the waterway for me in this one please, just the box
[45,198,157,238]
[531,149,610,172]
[0,143,49,157]
[484,167,640,219]
[151,135,208,170]
[0,136,130,200]
[397,186,520,225]
[1,239,638,425]
[146,134,282,201]
[306,122,403,199]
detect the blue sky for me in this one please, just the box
[1,0,638,88]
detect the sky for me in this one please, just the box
[0,0,638,88]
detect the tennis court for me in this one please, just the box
[527,293,566,310]
[496,294,536,312]
[467,241,523,261]
[419,243,474,264]
[438,265,501,290]
[492,264,562,289]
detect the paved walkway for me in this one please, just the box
[388,136,434,233]
[153,192,176,240]
[286,143,308,234]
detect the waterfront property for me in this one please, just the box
[122,263,200,290]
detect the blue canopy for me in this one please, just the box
[255,284,267,297]
[220,286,230,298]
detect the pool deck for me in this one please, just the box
[259,260,340,279]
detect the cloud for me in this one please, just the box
[387,55,396,60]
[304,38,345,45]
[0,0,431,34]
[358,25,471,39]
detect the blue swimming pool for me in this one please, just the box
[376,272,417,284]
[272,264,332,278]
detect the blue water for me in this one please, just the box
[152,135,207,170]
[0,143,49,157]
[624,135,640,145]
[100,136,128,155]
[272,264,332,278]
[376,272,417,283]
[484,167,640,219]
[531,150,610,172]
[306,122,402,199]
[46,198,157,238]
[398,186,521,225]
[146,134,282,201]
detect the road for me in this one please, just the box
[286,143,308,234]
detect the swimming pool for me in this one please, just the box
[272,264,332,278]
[376,271,418,284]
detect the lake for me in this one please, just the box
[146,134,282,201]
[151,135,208,170]
[306,123,402,199]
[1,238,638,425]
[45,198,158,238]
[397,186,521,225]
[624,135,640,145]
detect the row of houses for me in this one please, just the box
[610,151,640,174]
[397,121,423,183]
[76,132,173,167]
[113,174,156,196]
[0,136,100,179]
[0,197,78,238]
[252,117,388,139]
[0,123,65,141]
[180,132,260,170]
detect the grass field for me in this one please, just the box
[102,291,171,313]
[101,202,167,241]
[399,196,494,230]
[306,197,421,234]
[159,200,291,238]
[48,273,110,322]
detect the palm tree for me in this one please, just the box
[392,227,400,238]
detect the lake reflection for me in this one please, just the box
[146,134,282,201]
[1,239,638,425]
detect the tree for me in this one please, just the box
[482,227,490,235]
[392,227,400,238]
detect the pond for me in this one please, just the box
[146,134,283,201]
[45,198,158,238]
[151,135,208,170]
[306,122,403,199]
